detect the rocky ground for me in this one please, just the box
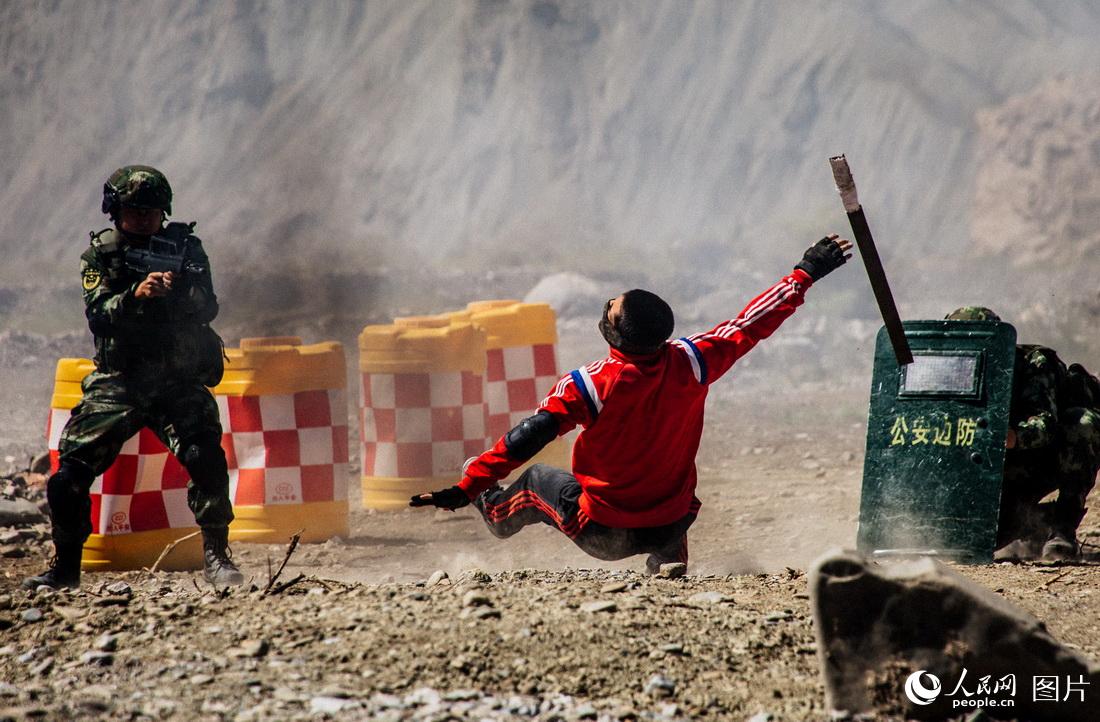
[2,422,1099,721]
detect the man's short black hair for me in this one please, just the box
[618,289,674,353]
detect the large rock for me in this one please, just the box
[811,549,1100,721]
[0,498,45,527]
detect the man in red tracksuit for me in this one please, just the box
[411,235,852,571]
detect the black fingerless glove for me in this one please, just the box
[795,237,849,281]
[409,485,471,510]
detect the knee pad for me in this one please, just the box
[504,411,559,462]
[180,435,229,484]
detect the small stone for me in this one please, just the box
[29,658,53,676]
[644,673,676,698]
[15,648,42,664]
[80,651,114,667]
[273,687,299,702]
[94,634,119,652]
[459,568,491,584]
[471,607,500,620]
[657,563,687,579]
[20,608,43,624]
[747,713,775,722]
[406,687,442,705]
[426,570,449,587]
[189,674,214,686]
[0,530,22,544]
[0,595,11,610]
[659,703,680,717]
[235,639,270,658]
[318,687,350,699]
[764,611,792,624]
[0,498,44,526]
[658,643,684,655]
[462,590,492,608]
[443,689,480,701]
[104,581,132,596]
[572,703,598,719]
[600,581,630,593]
[580,600,617,614]
[0,682,19,697]
[310,696,350,713]
[688,591,731,605]
[1,546,26,558]
[93,596,130,608]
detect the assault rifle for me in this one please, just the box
[124,222,204,281]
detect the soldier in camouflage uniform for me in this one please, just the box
[24,166,244,589]
[947,307,1100,560]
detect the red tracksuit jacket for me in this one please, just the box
[458,269,814,528]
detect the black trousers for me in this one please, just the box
[472,464,696,565]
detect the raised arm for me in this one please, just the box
[676,235,851,385]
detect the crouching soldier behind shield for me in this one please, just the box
[946,307,1100,561]
[410,235,852,572]
[24,165,243,589]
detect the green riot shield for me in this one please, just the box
[857,320,1016,563]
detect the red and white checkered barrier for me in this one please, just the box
[218,389,349,507]
[484,344,559,440]
[46,389,349,536]
[360,371,486,478]
[47,411,193,536]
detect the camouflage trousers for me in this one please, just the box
[999,406,1100,544]
[52,371,233,546]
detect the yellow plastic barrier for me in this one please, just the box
[214,337,349,544]
[45,338,350,570]
[358,320,488,510]
[465,300,571,470]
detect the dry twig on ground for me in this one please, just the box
[263,529,304,595]
[147,530,201,575]
[267,573,305,596]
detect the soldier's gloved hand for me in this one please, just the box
[795,234,852,281]
[409,486,471,511]
[134,271,174,299]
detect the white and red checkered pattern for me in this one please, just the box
[484,344,559,440]
[360,371,487,478]
[46,389,350,536]
[47,410,194,536]
[217,389,349,507]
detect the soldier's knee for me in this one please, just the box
[180,435,228,484]
[46,462,95,509]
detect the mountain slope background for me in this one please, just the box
[2,0,1100,354]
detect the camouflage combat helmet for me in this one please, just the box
[945,306,1001,322]
[101,165,172,217]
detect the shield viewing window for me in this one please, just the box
[899,351,983,399]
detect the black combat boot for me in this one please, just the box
[1042,504,1086,562]
[202,526,245,586]
[22,543,82,590]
